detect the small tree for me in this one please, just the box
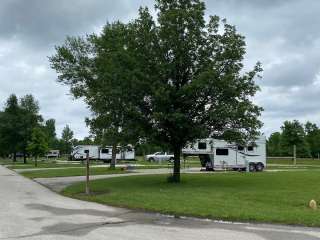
[61,125,74,154]
[27,128,49,167]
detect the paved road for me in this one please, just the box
[33,168,217,192]
[1,166,320,240]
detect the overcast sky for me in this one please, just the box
[0,0,319,139]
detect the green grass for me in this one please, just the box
[267,158,320,165]
[8,163,92,169]
[63,171,320,227]
[21,167,126,179]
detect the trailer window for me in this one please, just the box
[216,148,229,155]
[237,146,244,151]
[247,146,254,151]
[84,150,89,154]
[198,142,207,150]
[101,149,109,154]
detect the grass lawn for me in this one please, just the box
[7,162,94,169]
[21,167,126,179]
[63,171,320,227]
[267,158,320,165]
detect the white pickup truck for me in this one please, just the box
[146,152,174,162]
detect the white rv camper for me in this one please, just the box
[182,136,266,172]
[71,145,135,162]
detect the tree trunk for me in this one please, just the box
[13,152,17,162]
[35,156,38,167]
[110,144,117,170]
[23,151,27,164]
[85,151,90,195]
[172,147,181,183]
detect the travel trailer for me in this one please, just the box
[182,136,266,172]
[70,145,135,162]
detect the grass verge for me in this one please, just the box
[21,167,126,179]
[63,171,320,227]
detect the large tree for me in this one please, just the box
[50,0,262,182]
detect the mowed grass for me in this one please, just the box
[267,158,320,165]
[63,171,320,227]
[21,167,125,179]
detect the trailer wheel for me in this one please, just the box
[149,157,155,162]
[249,163,256,172]
[255,163,264,172]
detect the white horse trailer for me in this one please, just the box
[182,136,266,172]
[71,145,135,162]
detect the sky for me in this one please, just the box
[0,0,320,139]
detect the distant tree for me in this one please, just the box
[19,94,42,163]
[281,120,310,158]
[305,122,320,159]
[50,0,263,182]
[60,125,74,154]
[27,128,48,167]
[44,119,59,149]
[74,136,94,145]
[0,95,24,161]
[267,132,282,157]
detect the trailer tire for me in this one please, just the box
[255,163,264,172]
[149,157,155,162]
[249,163,256,172]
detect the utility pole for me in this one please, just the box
[85,150,90,195]
[293,145,297,165]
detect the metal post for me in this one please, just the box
[86,151,90,195]
[293,145,296,165]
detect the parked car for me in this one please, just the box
[146,152,174,162]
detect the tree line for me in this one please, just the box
[267,120,320,158]
[0,94,88,163]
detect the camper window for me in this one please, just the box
[216,148,229,155]
[247,146,254,151]
[237,146,244,151]
[198,142,207,150]
[101,149,109,154]
[84,150,89,154]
